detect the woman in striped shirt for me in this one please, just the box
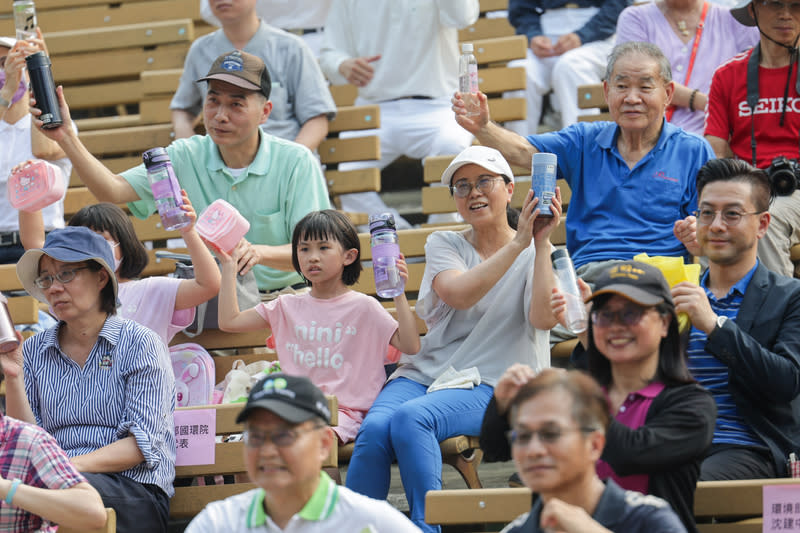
[0,226,175,533]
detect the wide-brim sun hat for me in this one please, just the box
[731,0,756,26]
[17,226,118,304]
[440,146,515,187]
[586,261,673,307]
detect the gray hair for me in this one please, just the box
[604,42,672,84]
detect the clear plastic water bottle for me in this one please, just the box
[532,152,557,217]
[143,148,191,231]
[551,249,587,334]
[369,213,405,299]
[13,0,37,41]
[0,294,20,352]
[459,43,479,117]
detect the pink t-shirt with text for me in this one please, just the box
[256,290,399,442]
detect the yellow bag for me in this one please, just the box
[633,253,701,332]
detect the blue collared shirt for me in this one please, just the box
[22,315,177,496]
[528,120,714,268]
[687,261,764,448]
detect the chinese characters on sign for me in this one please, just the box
[764,485,800,532]
[173,408,216,466]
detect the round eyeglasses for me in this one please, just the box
[450,176,505,198]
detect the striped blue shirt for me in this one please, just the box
[22,315,176,496]
[687,262,764,448]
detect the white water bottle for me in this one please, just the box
[551,249,587,334]
[459,43,479,116]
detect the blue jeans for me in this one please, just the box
[345,377,494,532]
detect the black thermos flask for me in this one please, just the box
[25,51,62,128]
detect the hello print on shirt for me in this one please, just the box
[286,320,358,369]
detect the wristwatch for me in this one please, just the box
[715,315,728,331]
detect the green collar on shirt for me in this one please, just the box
[205,129,273,184]
[246,471,339,527]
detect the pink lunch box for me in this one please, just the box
[196,198,250,253]
[7,159,65,212]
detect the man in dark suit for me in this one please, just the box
[673,158,800,480]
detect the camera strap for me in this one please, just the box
[746,43,800,166]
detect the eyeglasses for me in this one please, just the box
[242,423,324,448]
[33,266,90,289]
[757,0,800,14]
[693,208,764,226]
[450,176,505,198]
[506,426,597,447]
[591,305,651,328]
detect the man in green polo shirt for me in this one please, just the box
[186,373,420,532]
[34,50,330,292]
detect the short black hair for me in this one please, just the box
[291,210,362,286]
[68,203,148,279]
[696,158,773,213]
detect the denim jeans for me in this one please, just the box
[345,377,494,532]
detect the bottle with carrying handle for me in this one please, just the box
[369,213,405,299]
[532,152,557,217]
[459,43,480,116]
[551,249,587,334]
[13,0,36,41]
[143,147,192,232]
[0,294,20,352]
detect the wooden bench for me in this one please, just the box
[577,83,610,123]
[695,478,800,532]
[425,487,531,529]
[0,0,201,34]
[170,398,339,521]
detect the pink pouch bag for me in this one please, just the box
[195,199,250,253]
[170,343,216,407]
[7,159,65,212]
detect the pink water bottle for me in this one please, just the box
[195,199,250,253]
[143,148,191,232]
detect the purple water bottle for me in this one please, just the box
[143,148,191,232]
[532,152,557,217]
[369,213,405,298]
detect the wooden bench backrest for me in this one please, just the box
[0,0,200,35]
[694,478,800,522]
[425,487,531,526]
[170,398,339,520]
[577,83,611,123]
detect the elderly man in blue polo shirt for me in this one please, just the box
[455,41,714,341]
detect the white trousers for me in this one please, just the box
[505,7,614,135]
[338,98,474,227]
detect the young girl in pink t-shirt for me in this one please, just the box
[217,210,420,442]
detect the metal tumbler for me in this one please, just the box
[25,51,62,129]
